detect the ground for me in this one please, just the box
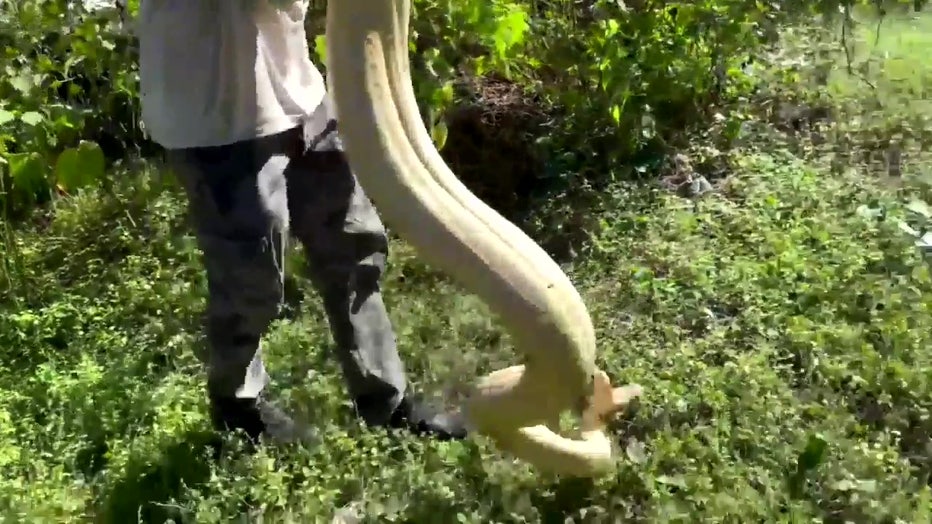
[2,10,932,524]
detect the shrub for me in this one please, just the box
[0,0,923,222]
[0,0,142,216]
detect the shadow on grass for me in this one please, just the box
[95,429,219,524]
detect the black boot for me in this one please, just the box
[386,395,468,441]
[209,394,317,446]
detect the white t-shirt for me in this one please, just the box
[136,0,326,149]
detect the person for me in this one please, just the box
[135,0,467,445]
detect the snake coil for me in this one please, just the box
[325,0,641,476]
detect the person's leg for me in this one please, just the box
[284,96,466,440]
[167,138,313,445]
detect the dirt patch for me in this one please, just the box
[439,74,549,219]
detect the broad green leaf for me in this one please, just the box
[430,120,449,151]
[606,19,620,38]
[19,111,44,126]
[55,140,106,192]
[0,110,14,126]
[314,35,328,65]
[492,7,528,57]
[8,152,49,199]
[9,73,33,95]
[796,433,828,472]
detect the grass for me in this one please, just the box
[827,10,932,111]
[775,8,932,181]
[3,12,932,524]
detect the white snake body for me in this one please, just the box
[326,0,640,476]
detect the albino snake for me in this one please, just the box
[325,0,642,477]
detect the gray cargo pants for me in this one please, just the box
[166,96,407,426]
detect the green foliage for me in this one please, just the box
[770,8,932,176]
[0,0,140,216]
[409,0,531,149]
[526,0,765,168]
[518,0,923,182]
[0,0,923,219]
[315,0,531,150]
